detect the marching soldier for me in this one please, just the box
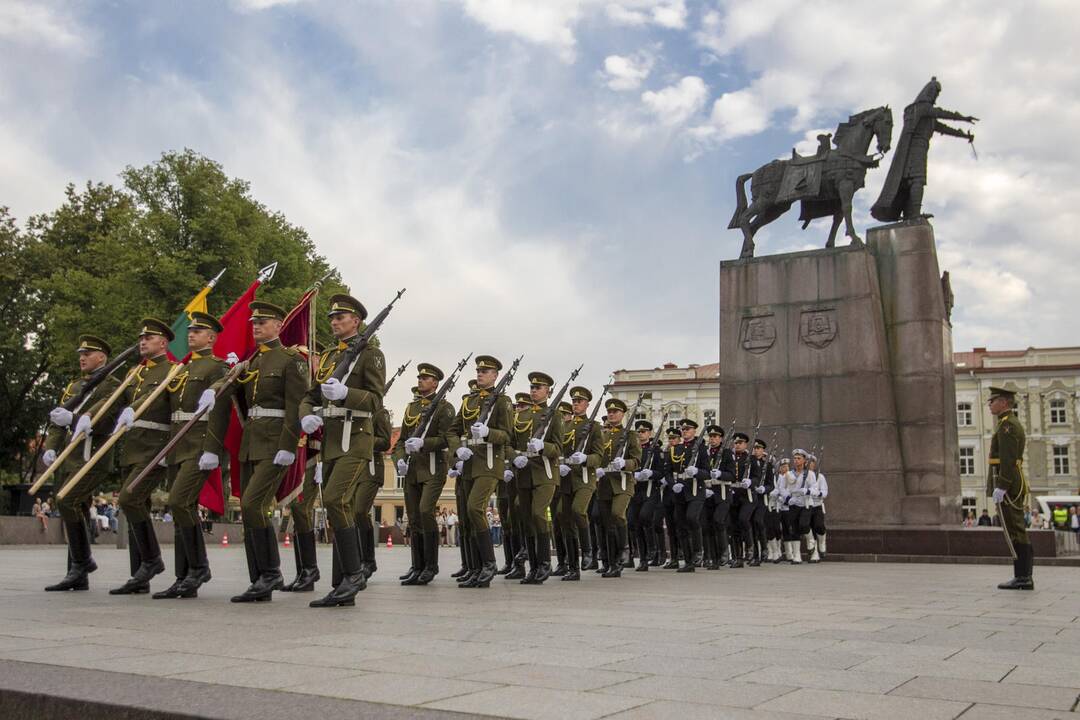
[299,293,384,608]
[352,390,391,582]
[668,419,707,572]
[557,387,602,581]
[748,438,774,567]
[807,453,828,560]
[550,400,574,577]
[729,432,760,568]
[764,450,785,563]
[499,391,533,578]
[595,398,640,578]
[43,335,123,592]
[213,301,308,603]
[782,450,816,564]
[774,457,797,562]
[154,312,230,599]
[703,425,735,569]
[282,427,323,592]
[628,420,660,571]
[505,371,563,585]
[986,387,1033,590]
[658,427,682,569]
[394,363,455,585]
[447,356,514,588]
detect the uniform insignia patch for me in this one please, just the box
[297,360,308,376]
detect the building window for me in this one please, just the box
[1049,398,1067,425]
[957,402,973,427]
[958,447,975,475]
[667,416,681,430]
[961,496,976,513]
[1053,445,1070,475]
[634,411,647,423]
[703,409,717,428]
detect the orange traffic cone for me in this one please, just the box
[284,532,291,548]
[221,532,229,547]
[386,534,393,549]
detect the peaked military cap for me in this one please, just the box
[188,311,223,333]
[792,448,808,458]
[327,293,368,320]
[635,420,653,432]
[558,401,573,414]
[475,355,502,371]
[666,427,681,437]
[680,418,699,429]
[733,431,750,442]
[706,424,724,436]
[528,371,554,387]
[77,334,111,355]
[139,317,175,342]
[416,363,444,381]
[249,301,286,322]
[514,392,532,405]
[754,438,768,449]
[988,386,1017,402]
[605,398,628,413]
[569,386,592,402]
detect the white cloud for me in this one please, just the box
[641,76,707,126]
[602,52,653,91]
[606,0,687,29]
[458,0,585,62]
[0,1,90,54]
[229,0,306,10]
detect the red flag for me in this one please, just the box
[205,279,261,512]
[274,288,317,501]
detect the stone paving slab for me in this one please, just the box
[1,545,1079,719]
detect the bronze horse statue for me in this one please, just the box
[728,106,893,258]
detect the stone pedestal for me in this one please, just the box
[719,219,960,526]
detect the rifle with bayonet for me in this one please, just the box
[383,360,411,395]
[573,382,609,456]
[403,354,472,474]
[329,288,406,384]
[531,365,582,445]
[477,355,523,425]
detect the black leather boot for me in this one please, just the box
[534,532,552,583]
[998,544,1035,590]
[46,519,93,592]
[153,527,189,599]
[520,535,539,584]
[602,529,623,578]
[497,529,514,575]
[284,530,320,592]
[282,531,304,591]
[562,535,581,581]
[552,528,567,576]
[471,531,497,588]
[111,521,165,594]
[505,532,527,579]
[310,527,366,607]
[417,531,440,585]
[359,523,377,579]
[580,530,596,571]
[400,529,424,585]
[458,535,481,587]
[231,526,283,603]
[176,524,212,598]
[676,533,696,573]
[451,534,469,578]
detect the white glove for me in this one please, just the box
[673,482,684,493]
[196,389,216,414]
[640,468,652,479]
[197,452,219,471]
[611,457,626,471]
[704,478,715,488]
[396,459,408,476]
[559,464,571,477]
[273,450,296,466]
[456,446,474,461]
[740,478,752,489]
[512,455,528,469]
[74,414,92,437]
[448,461,463,479]
[503,470,513,483]
[49,407,73,427]
[114,407,135,432]
[569,451,587,465]
[780,489,791,499]
[770,488,780,497]
[710,469,722,480]
[300,414,323,434]
[527,438,544,454]
[315,463,323,484]
[596,468,606,478]
[755,485,766,494]
[470,422,489,439]
[706,489,715,499]
[320,378,348,401]
[404,437,424,454]
[684,466,697,478]
[811,488,821,497]
[660,477,669,487]
[633,471,643,481]
[225,352,240,367]
[42,449,57,467]
[991,487,1006,504]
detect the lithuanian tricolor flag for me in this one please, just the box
[168,268,226,358]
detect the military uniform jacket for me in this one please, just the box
[731,451,762,504]
[636,439,665,497]
[167,350,229,465]
[508,401,564,488]
[100,355,178,468]
[599,424,641,497]
[446,388,513,479]
[705,446,737,500]
[987,410,1027,501]
[392,393,454,484]
[665,439,709,497]
[749,455,774,505]
[217,339,308,462]
[561,414,603,492]
[782,469,817,508]
[45,372,123,477]
[299,337,385,462]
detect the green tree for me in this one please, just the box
[2,150,347,479]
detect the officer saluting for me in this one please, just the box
[986,387,1033,590]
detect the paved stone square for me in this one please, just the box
[1,543,1079,719]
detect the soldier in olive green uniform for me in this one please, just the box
[986,386,1033,590]
[105,319,179,595]
[213,301,309,603]
[507,371,564,585]
[555,386,604,581]
[353,397,391,581]
[42,335,123,592]
[283,341,325,593]
[299,294,385,608]
[393,363,455,585]
[154,312,230,599]
[550,400,574,576]
[498,392,532,578]
[446,356,513,589]
[595,398,641,579]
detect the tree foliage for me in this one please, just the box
[1,149,347,477]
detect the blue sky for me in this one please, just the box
[2,1,1076,412]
